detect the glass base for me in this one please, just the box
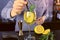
[24,34,35,40]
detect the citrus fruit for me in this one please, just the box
[42,29,50,35]
[24,11,35,24]
[34,25,44,34]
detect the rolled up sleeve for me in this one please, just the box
[43,0,49,20]
[1,0,15,20]
[44,0,53,21]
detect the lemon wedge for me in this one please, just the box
[34,25,44,34]
[42,29,50,35]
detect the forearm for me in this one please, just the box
[41,7,48,20]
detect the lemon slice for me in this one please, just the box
[42,29,50,35]
[24,11,27,21]
[34,25,44,34]
[24,11,35,23]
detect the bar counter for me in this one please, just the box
[0,19,60,40]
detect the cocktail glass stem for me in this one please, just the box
[28,25,31,35]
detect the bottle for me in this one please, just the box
[18,20,24,40]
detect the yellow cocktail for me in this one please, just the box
[24,11,36,24]
[23,4,36,40]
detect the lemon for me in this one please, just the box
[24,11,35,24]
[42,29,50,35]
[34,25,44,34]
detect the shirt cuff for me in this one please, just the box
[57,13,60,19]
[6,8,15,20]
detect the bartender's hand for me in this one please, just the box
[36,16,46,25]
[11,0,27,17]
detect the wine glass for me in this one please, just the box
[23,9,36,40]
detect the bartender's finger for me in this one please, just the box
[15,0,27,4]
